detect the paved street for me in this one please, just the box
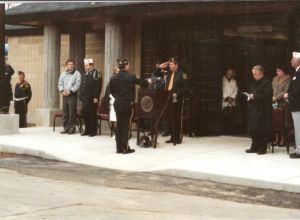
[1,127,300,193]
[0,154,300,220]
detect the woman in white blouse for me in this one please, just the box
[222,68,238,134]
[222,68,238,109]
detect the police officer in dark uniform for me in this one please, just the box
[79,59,101,137]
[14,71,32,128]
[110,58,149,154]
[158,57,188,145]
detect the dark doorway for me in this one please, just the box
[142,17,223,136]
[141,16,291,136]
[221,37,290,134]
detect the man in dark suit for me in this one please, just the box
[109,58,149,154]
[284,52,300,159]
[79,58,101,137]
[159,57,188,145]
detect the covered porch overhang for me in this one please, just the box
[4,1,300,128]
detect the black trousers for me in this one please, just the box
[115,108,132,151]
[82,102,97,134]
[114,98,133,151]
[63,95,77,131]
[249,129,268,152]
[14,100,28,128]
[169,97,183,142]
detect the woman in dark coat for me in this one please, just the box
[245,65,273,155]
[272,65,292,146]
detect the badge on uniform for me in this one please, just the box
[183,73,188,80]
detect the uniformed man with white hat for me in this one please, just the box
[284,52,300,158]
[79,58,102,137]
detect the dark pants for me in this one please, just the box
[14,100,28,128]
[170,97,183,142]
[82,102,97,134]
[222,106,237,135]
[63,95,77,131]
[249,129,268,152]
[114,99,133,151]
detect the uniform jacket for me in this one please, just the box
[14,80,32,104]
[165,69,188,97]
[110,70,147,112]
[248,76,273,131]
[79,68,101,103]
[288,68,300,112]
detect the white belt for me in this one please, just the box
[14,96,28,101]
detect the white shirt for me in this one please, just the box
[222,76,238,109]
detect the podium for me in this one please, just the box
[136,88,169,148]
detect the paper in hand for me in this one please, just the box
[242,92,251,101]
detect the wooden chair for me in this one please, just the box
[53,110,83,133]
[97,98,113,136]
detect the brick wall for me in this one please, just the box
[8,32,105,124]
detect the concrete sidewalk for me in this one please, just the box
[0,127,300,194]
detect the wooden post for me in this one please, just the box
[43,24,61,109]
[103,21,123,96]
[69,25,86,75]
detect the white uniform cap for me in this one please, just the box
[84,58,94,64]
[84,59,90,65]
[293,52,300,58]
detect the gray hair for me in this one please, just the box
[252,65,264,73]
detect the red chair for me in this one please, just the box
[97,98,113,136]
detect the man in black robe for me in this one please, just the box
[245,65,272,155]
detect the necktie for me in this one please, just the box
[168,72,175,91]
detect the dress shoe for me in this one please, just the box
[245,148,258,153]
[88,133,97,137]
[116,149,123,154]
[122,148,135,154]
[68,130,75,135]
[81,131,89,136]
[165,139,173,144]
[257,150,266,155]
[290,153,300,159]
[60,130,69,134]
[175,140,182,144]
